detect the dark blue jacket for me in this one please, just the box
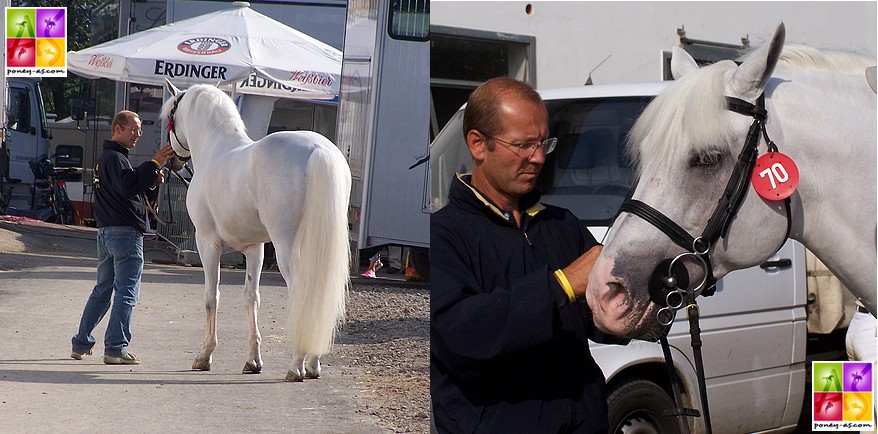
[93,140,160,233]
[431,174,622,434]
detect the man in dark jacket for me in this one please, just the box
[71,110,174,365]
[431,77,626,433]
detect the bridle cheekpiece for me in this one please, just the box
[167,90,191,161]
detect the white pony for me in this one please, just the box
[587,23,876,340]
[160,83,351,381]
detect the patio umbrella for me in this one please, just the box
[67,1,340,100]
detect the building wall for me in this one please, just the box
[431,1,877,89]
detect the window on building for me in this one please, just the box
[388,0,429,41]
[429,26,535,139]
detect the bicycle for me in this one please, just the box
[28,153,77,225]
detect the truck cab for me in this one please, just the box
[3,77,51,186]
[428,82,846,433]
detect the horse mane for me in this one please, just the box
[777,44,873,73]
[626,45,874,176]
[160,84,247,136]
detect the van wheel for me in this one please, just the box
[607,378,679,434]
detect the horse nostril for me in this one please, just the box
[607,281,626,295]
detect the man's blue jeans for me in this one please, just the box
[71,226,144,357]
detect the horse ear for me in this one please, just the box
[866,66,877,94]
[670,45,699,79]
[165,78,181,96]
[729,22,786,99]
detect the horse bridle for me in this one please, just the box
[621,94,792,322]
[166,90,191,161]
[618,93,792,434]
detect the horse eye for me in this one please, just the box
[689,150,723,168]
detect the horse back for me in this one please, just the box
[188,130,339,247]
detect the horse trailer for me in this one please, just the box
[336,0,431,276]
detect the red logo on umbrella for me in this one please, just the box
[87,54,113,69]
[177,37,231,55]
[289,70,333,86]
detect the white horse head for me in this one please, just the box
[587,23,877,340]
[160,80,247,162]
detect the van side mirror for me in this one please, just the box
[71,99,86,121]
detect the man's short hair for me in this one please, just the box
[111,110,140,129]
[463,77,543,141]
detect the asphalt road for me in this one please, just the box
[0,222,392,433]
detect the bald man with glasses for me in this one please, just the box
[430,77,627,433]
[70,110,174,366]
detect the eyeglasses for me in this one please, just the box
[126,126,143,135]
[486,133,557,157]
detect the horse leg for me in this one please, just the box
[192,237,222,371]
[241,243,265,374]
[285,353,307,382]
[283,353,321,382]
[304,354,321,379]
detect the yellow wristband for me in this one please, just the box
[554,269,576,303]
[150,159,161,169]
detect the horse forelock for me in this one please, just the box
[627,60,737,177]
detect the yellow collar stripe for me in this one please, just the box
[457,173,545,220]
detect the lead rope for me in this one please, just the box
[687,302,712,434]
[659,299,712,433]
[660,331,697,434]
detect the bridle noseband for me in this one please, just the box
[617,93,792,434]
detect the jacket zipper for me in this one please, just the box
[522,217,534,247]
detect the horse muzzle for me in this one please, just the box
[166,153,188,172]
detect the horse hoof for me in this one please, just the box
[285,370,305,382]
[242,360,262,374]
[305,368,320,379]
[192,357,211,371]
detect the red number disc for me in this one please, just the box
[751,152,799,200]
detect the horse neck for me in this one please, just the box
[771,71,877,305]
[186,126,252,163]
[796,219,877,309]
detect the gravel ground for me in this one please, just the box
[0,218,430,433]
[335,282,430,433]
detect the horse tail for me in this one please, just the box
[287,143,352,356]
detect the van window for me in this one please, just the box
[8,87,32,133]
[34,81,49,138]
[538,96,653,225]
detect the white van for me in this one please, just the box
[429,82,850,433]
